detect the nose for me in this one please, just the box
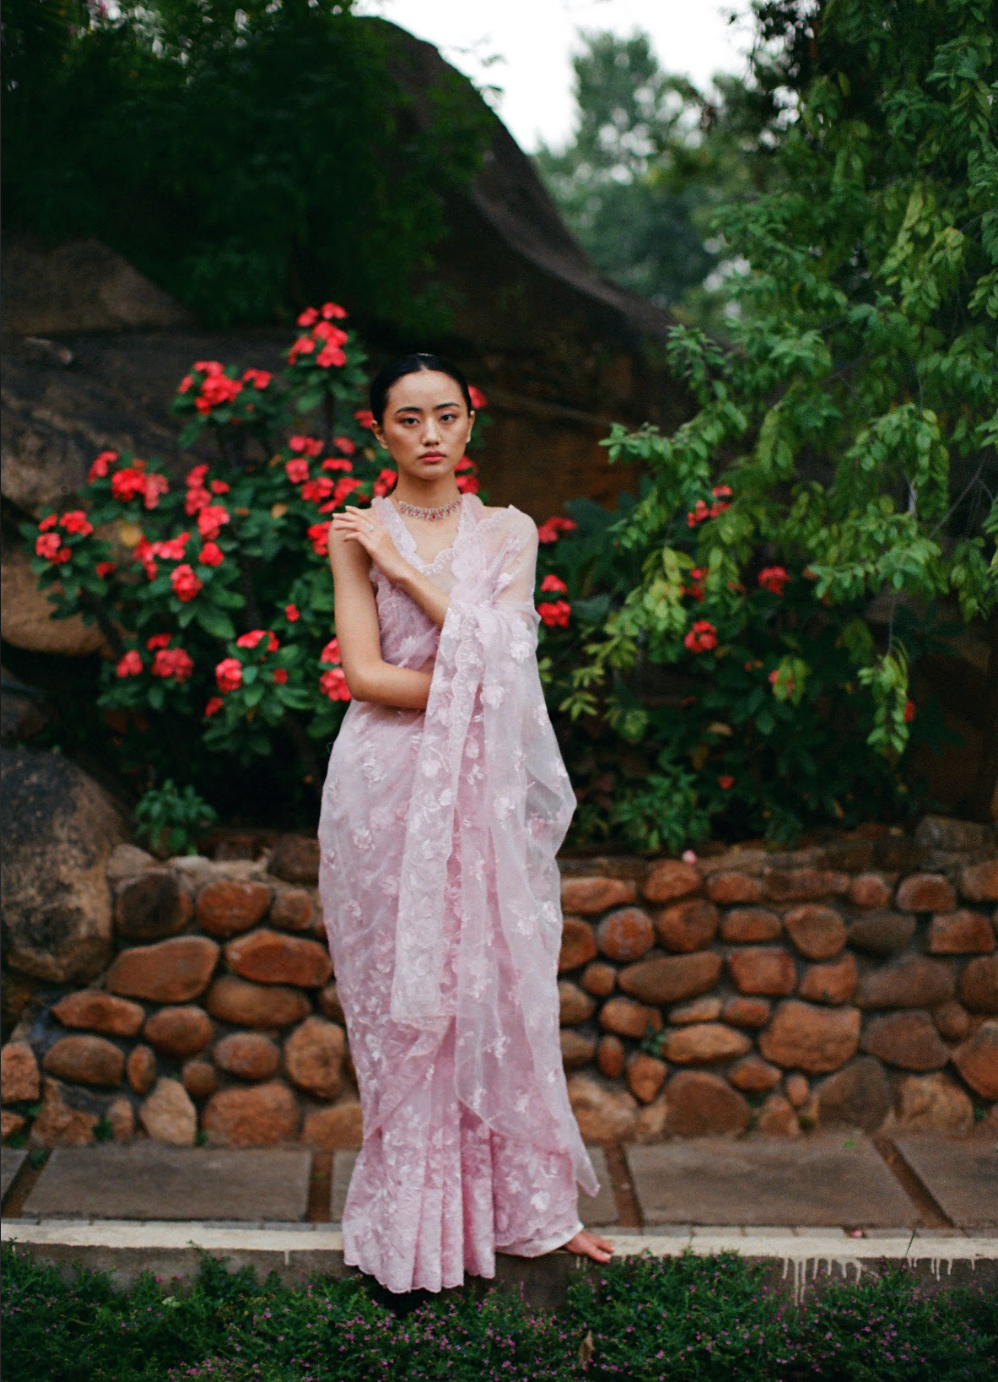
[421,416,441,445]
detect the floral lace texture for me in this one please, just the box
[318,493,597,1293]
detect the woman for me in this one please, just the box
[318,353,614,1294]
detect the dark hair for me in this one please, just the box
[368,352,473,426]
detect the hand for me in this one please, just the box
[331,505,410,583]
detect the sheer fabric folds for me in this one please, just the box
[318,493,597,1293]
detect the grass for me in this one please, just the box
[2,1242,996,1381]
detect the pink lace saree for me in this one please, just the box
[318,491,598,1293]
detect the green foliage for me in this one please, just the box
[540,0,997,851]
[533,28,782,329]
[134,780,219,857]
[3,1242,996,1381]
[1,1,489,331]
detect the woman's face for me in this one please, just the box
[373,369,474,480]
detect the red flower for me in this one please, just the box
[197,505,230,541]
[35,533,64,561]
[307,523,330,557]
[153,531,191,562]
[537,516,578,544]
[313,322,348,347]
[316,344,346,369]
[321,457,354,473]
[301,477,335,503]
[273,668,289,685]
[686,498,711,528]
[320,637,341,664]
[236,629,278,653]
[88,449,119,482]
[332,436,357,455]
[537,599,571,628]
[60,510,93,536]
[143,474,168,509]
[332,477,364,507]
[199,542,224,567]
[288,435,323,457]
[198,371,243,409]
[354,409,376,429]
[372,468,397,497]
[215,657,243,693]
[171,564,203,602]
[718,774,735,790]
[209,479,230,495]
[186,464,209,489]
[297,307,319,327]
[194,360,224,375]
[134,538,158,580]
[285,603,300,622]
[469,385,488,410]
[178,374,194,394]
[146,633,172,650]
[684,619,719,653]
[286,458,310,484]
[204,696,224,717]
[95,561,116,579]
[151,647,194,683]
[38,514,59,532]
[288,335,316,364]
[455,471,480,494]
[758,566,789,595]
[116,650,143,678]
[712,484,733,500]
[321,301,348,319]
[540,574,568,594]
[319,667,351,701]
[903,698,915,723]
[110,466,150,503]
[185,486,211,516]
[241,368,272,389]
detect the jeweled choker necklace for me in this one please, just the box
[394,495,462,520]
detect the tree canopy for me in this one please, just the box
[556,0,997,837]
[1,0,489,332]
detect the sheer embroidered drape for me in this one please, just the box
[318,494,597,1293]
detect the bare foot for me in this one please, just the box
[563,1229,615,1263]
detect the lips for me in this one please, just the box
[420,453,444,461]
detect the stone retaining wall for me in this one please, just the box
[2,816,996,1150]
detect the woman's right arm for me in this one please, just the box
[329,525,432,710]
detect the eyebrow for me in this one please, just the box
[393,401,461,415]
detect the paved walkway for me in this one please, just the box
[3,1131,995,1305]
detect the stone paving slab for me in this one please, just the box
[330,1145,619,1226]
[626,1134,919,1228]
[894,1135,998,1228]
[22,1146,311,1223]
[1,1149,27,1203]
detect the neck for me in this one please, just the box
[391,477,461,508]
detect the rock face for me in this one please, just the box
[2,237,193,337]
[1,749,126,983]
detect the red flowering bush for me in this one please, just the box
[21,304,489,817]
[534,474,949,853]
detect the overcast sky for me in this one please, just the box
[354,0,758,153]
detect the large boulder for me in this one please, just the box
[1,749,126,983]
[2,236,193,337]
